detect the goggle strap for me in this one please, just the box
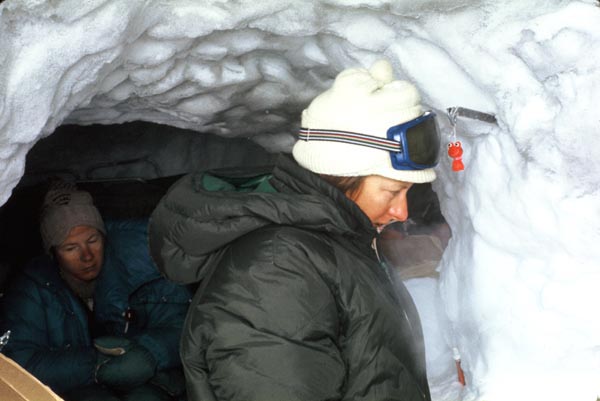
[298,128,402,153]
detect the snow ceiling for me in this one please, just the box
[1,1,600,400]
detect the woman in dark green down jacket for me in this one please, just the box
[149,59,440,401]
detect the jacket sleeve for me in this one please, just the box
[182,227,347,401]
[0,276,97,394]
[131,278,191,370]
[101,218,191,370]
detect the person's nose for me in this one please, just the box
[388,193,409,222]
[80,245,93,262]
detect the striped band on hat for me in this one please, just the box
[298,128,403,153]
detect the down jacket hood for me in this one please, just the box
[149,155,376,284]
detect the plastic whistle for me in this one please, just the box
[445,106,497,173]
[447,141,464,172]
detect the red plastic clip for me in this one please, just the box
[452,347,466,386]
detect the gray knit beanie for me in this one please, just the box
[40,181,106,252]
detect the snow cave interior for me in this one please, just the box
[1,1,600,400]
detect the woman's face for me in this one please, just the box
[55,225,104,282]
[348,175,413,232]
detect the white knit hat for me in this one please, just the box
[293,59,436,183]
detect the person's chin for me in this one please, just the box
[80,266,101,280]
[375,221,396,233]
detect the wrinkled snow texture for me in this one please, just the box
[1,1,600,400]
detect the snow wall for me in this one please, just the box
[1,1,600,400]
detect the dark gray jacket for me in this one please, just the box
[149,155,431,401]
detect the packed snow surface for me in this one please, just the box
[1,1,600,400]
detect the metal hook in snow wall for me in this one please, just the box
[446,107,497,125]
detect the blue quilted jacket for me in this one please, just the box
[0,219,191,395]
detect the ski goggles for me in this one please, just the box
[298,111,440,171]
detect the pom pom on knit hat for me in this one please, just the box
[293,59,436,183]
[40,180,105,252]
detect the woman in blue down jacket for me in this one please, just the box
[149,59,439,401]
[0,182,191,401]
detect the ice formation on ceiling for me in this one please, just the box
[1,1,600,400]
